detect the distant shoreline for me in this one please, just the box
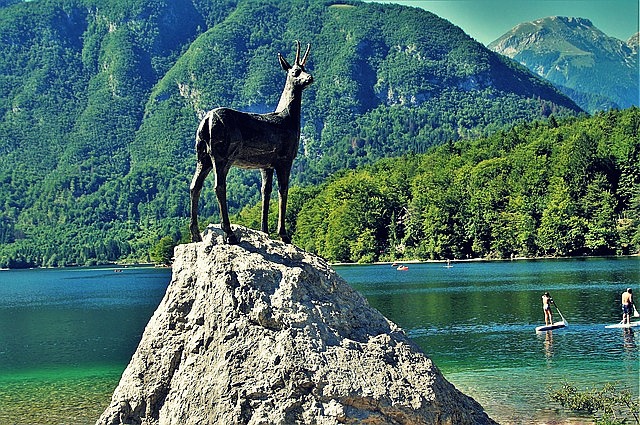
[1,253,638,271]
[331,253,640,267]
[0,262,159,271]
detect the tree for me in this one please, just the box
[150,236,175,266]
[537,178,585,256]
[582,174,618,255]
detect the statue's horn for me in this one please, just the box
[294,40,301,65]
[300,43,311,66]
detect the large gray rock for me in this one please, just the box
[98,225,497,425]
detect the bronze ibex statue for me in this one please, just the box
[190,41,313,244]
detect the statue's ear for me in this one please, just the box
[278,53,292,71]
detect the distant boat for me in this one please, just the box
[397,265,409,271]
[444,259,453,268]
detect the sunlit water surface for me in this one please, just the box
[0,257,638,424]
[338,257,639,424]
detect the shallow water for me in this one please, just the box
[0,257,638,424]
[0,266,168,424]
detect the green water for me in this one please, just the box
[0,366,122,425]
[0,258,638,424]
[0,266,169,425]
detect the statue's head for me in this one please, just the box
[278,41,313,89]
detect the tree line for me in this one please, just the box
[237,108,640,263]
[0,108,637,268]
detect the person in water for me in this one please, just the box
[542,292,554,325]
[621,288,634,325]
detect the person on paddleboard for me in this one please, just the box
[621,288,634,325]
[542,292,554,325]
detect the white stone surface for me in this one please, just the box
[97,225,497,425]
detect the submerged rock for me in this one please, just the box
[97,225,497,425]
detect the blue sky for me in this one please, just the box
[366,0,640,45]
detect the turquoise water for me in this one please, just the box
[0,257,638,424]
[0,266,170,425]
[337,257,640,424]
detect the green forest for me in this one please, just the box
[2,107,637,267]
[237,108,640,263]
[1,0,633,268]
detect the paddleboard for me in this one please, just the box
[535,321,566,332]
[605,322,640,329]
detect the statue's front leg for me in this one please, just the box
[190,222,202,243]
[275,165,291,244]
[223,231,239,245]
[189,159,211,242]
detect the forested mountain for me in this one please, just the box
[261,108,637,263]
[489,16,639,114]
[0,0,583,267]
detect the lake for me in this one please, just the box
[0,257,638,424]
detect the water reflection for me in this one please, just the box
[543,331,554,360]
[623,328,636,355]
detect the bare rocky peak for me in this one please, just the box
[489,16,610,55]
[629,33,639,54]
[97,225,497,425]
[488,16,638,112]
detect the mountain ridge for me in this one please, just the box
[489,16,639,113]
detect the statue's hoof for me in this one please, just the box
[224,233,239,245]
[191,233,202,243]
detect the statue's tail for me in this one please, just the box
[195,114,210,152]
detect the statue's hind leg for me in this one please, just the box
[213,160,238,244]
[189,153,212,242]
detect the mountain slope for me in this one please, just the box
[136,1,580,184]
[489,16,639,113]
[0,0,582,267]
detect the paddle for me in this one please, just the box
[552,301,568,326]
[633,305,639,318]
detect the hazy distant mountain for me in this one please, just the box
[489,16,639,113]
